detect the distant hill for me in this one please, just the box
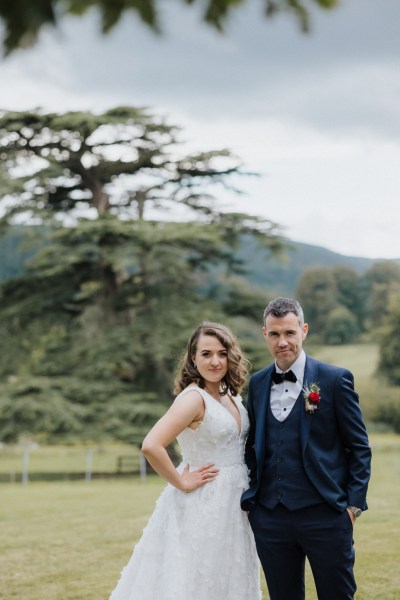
[1,227,399,295]
[236,235,400,295]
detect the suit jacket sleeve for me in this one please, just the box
[334,368,371,509]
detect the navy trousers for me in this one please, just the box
[249,503,356,600]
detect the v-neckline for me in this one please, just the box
[204,388,242,435]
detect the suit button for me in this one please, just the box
[277,441,282,446]
[277,476,282,481]
[277,494,282,499]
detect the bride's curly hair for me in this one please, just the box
[173,322,250,396]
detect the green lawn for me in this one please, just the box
[309,342,399,423]
[1,433,399,599]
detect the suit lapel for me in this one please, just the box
[300,355,319,455]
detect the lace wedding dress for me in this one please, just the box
[108,386,262,600]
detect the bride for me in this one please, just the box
[108,322,261,600]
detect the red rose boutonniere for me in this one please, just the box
[304,383,321,414]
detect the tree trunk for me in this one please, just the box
[136,190,146,221]
[92,186,110,215]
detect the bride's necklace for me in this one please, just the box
[205,386,223,403]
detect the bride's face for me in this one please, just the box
[192,334,229,385]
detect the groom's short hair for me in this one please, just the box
[263,297,305,326]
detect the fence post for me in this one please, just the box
[85,448,93,483]
[20,440,38,485]
[22,444,30,485]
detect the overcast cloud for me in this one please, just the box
[1,0,400,258]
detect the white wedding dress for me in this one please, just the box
[108,386,262,600]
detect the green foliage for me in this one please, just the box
[377,298,400,386]
[296,262,400,354]
[0,106,285,444]
[296,266,337,334]
[331,265,366,329]
[1,226,390,296]
[0,375,166,443]
[0,220,269,443]
[0,226,33,280]
[219,275,271,322]
[324,305,359,345]
[373,403,400,434]
[0,220,224,381]
[0,378,86,442]
[0,107,250,224]
[296,265,367,343]
[362,261,400,329]
[0,0,340,55]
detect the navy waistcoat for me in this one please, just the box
[258,394,324,510]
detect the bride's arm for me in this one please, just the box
[141,390,219,493]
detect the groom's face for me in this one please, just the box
[262,312,308,371]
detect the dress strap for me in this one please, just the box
[177,385,209,404]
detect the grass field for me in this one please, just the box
[310,342,399,425]
[1,433,400,600]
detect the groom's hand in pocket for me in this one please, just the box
[346,508,356,526]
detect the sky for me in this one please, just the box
[1,0,399,259]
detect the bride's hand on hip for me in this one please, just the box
[181,463,219,493]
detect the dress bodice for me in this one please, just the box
[176,386,249,467]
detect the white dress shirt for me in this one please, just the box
[270,350,306,422]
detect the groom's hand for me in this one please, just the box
[346,508,356,526]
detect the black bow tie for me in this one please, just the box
[272,370,297,384]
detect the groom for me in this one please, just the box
[241,297,371,600]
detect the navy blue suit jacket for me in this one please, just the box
[241,355,371,512]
